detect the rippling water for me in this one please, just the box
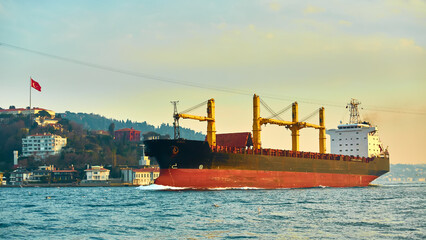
[1,182,425,239]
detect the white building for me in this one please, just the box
[22,134,67,158]
[121,167,160,185]
[133,168,160,186]
[85,166,110,181]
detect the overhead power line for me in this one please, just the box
[1,42,425,116]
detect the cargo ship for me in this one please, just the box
[144,95,389,189]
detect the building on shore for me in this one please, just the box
[22,133,67,159]
[28,166,53,183]
[121,167,159,186]
[9,168,31,185]
[52,166,78,183]
[84,165,110,181]
[0,172,4,186]
[114,128,141,142]
[133,168,159,185]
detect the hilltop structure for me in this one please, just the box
[114,128,141,142]
[0,107,55,118]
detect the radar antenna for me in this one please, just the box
[171,101,180,139]
[346,99,361,124]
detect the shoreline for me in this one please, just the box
[0,183,141,188]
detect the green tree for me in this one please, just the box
[108,122,115,136]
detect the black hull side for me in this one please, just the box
[144,139,389,177]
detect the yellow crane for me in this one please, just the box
[173,99,216,147]
[252,94,326,153]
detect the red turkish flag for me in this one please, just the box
[31,78,41,92]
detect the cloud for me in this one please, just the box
[304,5,325,14]
[269,2,281,12]
[214,22,228,30]
[388,0,426,18]
[338,20,352,26]
[125,28,425,71]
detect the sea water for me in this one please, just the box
[0,182,425,239]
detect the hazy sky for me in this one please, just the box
[1,0,425,164]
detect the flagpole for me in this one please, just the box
[29,77,32,128]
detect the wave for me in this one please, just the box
[137,184,269,191]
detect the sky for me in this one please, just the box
[0,0,425,164]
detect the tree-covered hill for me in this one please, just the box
[61,111,205,140]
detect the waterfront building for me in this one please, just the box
[0,172,3,185]
[121,168,134,184]
[52,168,78,183]
[29,169,51,183]
[22,134,67,159]
[133,168,160,186]
[9,168,31,185]
[114,128,141,142]
[84,166,110,181]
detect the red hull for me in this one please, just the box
[155,169,378,189]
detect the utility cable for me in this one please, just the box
[180,100,208,114]
[1,42,425,116]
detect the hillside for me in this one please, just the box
[61,111,205,141]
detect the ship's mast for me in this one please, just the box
[347,99,361,124]
[171,101,180,139]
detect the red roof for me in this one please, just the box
[115,128,141,133]
[212,132,253,148]
[133,168,159,173]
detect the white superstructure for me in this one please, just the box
[327,123,383,158]
[22,134,67,158]
[326,99,386,158]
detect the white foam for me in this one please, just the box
[136,184,188,191]
[136,184,266,191]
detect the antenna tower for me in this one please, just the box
[171,101,180,139]
[347,99,361,124]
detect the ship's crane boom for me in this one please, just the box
[253,94,326,153]
[173,99,216,147]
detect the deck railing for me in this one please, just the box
[210,146,376,163]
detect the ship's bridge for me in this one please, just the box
[327,123,382,158]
